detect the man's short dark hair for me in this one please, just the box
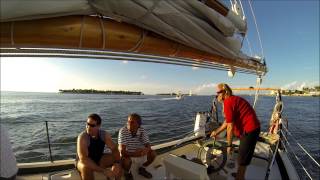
[128,113,141,127]
[88,113,102,125]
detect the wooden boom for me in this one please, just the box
[0,15,266,74]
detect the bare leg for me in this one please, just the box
[99,154,115,168]
[99,154,122,180]
[77,161,94,180]
[142,150,156,167]
[121,156,132,172]
[236,165,247,180]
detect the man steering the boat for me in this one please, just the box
[118,113,156,179]
[210,83,260,180]
[76,113,122,180]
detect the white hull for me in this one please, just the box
[176,96,183,100]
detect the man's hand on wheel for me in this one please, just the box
[210,131,218,139]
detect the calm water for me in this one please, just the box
[1,92,319,179]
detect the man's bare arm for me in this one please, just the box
[119,144,145,157]
[217,121,228,135]
[104,132,120,161]
[210,120,228,138]
[226,122,234,146]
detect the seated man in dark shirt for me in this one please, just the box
[77,113,122,180]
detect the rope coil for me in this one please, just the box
[129,30,148,52]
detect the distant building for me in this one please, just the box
[309,91,320,96]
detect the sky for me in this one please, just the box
[1,0,319,95]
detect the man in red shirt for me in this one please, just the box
[210,83,260,180]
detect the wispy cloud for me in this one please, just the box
[192,66,199,70]
[140,75,147,80]
[194,83,217,94]
[281,81,319,90]
[302,66,316,70]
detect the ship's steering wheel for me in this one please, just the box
[197,139,228,174]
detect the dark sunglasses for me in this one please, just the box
[87,122,97,128]
[216,90,225,94]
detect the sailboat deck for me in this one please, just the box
[17,140,282,180]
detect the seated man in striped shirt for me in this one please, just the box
[118,113,156,179]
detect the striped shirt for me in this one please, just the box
[118,126,150,153]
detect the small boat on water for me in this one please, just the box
[1,0,318,179]
[176,92,184,100]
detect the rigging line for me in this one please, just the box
[252,76,262,109]
[281,118,317,137]
[238,0,246,19]
[282,125,320,168]
[170,43,181,57]
[79,16,85,48]
[158,124,193,133]
[98,15,106,49]
[248,0,264,58]
[280,131,313,180]
[10,22,15,46]
[264,139,280,180]
[281,118,307,133]
[0,47,264,74]
[54,153,77,155]
[27,143,48,146]
[17,154,48,160]
[296,142,320,168]
[151,130,194,144]
[151,136,179,144]
[54,153,77,157]
[245,36,253,57]
[50,142,77,145]
[128,30,147,52]
[281,131,312,180]
[280,130,290,146]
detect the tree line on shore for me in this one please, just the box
[59,89,143,95]
[281,86,320,96]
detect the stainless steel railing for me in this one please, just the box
[3,120,195,163]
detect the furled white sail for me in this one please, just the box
[0,0,247,59]
[0,0,267,74]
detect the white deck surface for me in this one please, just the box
[17,140,282,180]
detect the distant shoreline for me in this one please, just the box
[240,94,319,97]
[1,91,319,97]
[58,89,144,95]
[282,94,319,97]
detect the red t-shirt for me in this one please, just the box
[224,96,260,137]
